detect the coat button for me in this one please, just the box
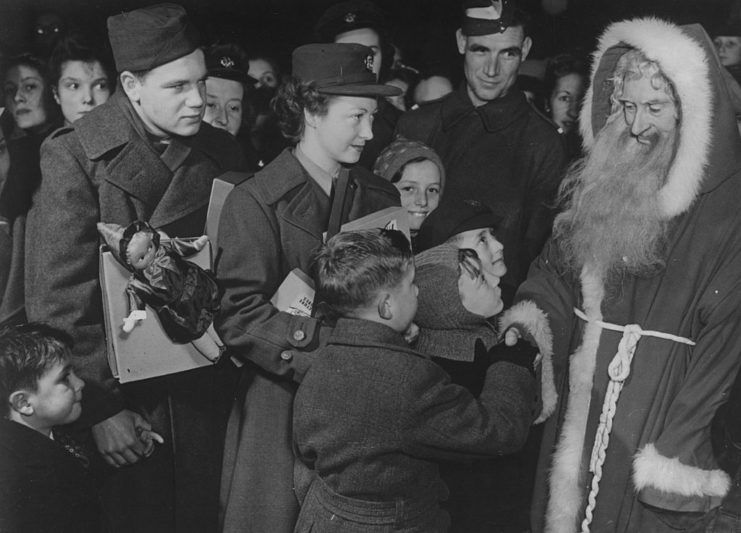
[280,350,293,361]
[293,330,306,342]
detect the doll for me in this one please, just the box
[97,220,224,362]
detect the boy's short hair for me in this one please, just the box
[313,229,412,317]
[0,323,73,416]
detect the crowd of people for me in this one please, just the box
[3,0,741,532]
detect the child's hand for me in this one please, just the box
[487,340,538,377]
[135,425,164,458]
[504,326,522,346]
[403,322,419,344]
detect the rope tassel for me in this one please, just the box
[572,308,695,532]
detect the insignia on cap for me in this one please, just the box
[364,53,374,73]
[219,56,235,69]
[466,0,504,21]
[344,12,356,23]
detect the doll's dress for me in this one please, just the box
[126,242,220,343]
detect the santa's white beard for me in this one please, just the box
[554,116,678,280]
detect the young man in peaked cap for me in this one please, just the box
[397,0,567,303]
[25,4,245,532]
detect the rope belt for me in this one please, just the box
[572,308,695,533]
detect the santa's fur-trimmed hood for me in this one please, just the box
[580,18,741,219]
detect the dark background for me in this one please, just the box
[0,0,737,79]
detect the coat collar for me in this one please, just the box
[74,91,230,227]
[329,317,420,356]
[441,83,530,133]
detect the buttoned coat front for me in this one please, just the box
[25,90,245,533]
[216,148,400,533]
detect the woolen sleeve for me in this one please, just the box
[400,359,535,461]
[214,184,321,382]
[25,134,125,424]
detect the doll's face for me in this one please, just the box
[127,232,157,270]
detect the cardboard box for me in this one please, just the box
[271,268,315,317]
[323,206,411,242]
[100,241,215,383]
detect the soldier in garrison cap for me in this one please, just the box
[24,4,246,532]
[396,0,568,531]
[314,0,402,170]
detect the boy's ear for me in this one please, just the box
[9,390,33,416]
[377,292,393,321]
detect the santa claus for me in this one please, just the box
[502,18,741,532]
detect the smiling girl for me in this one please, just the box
[373,138,445,250]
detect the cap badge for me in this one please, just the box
[466,0,504,21]
[219,56,235,69]
[344,12,356,23]
[364,53,374,73]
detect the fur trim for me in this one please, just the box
[579,17,712,219]
[545,267,604,533]
[499,300,556,423]
[633,443,731,498]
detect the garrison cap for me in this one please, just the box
[107,3,200,73]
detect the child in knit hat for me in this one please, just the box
[373,137,445,249]
[413,243,541,532]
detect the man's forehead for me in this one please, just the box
[145,48,206,84]
[620,73,674,103]
[463,26,525,49]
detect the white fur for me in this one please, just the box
[633,443,731,498]
[579,17,712,219]
[499,300,557,423]
[545,267,604,533]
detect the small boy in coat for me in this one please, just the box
[0,323,97,532]
[292,229,536,532]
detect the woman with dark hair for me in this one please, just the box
[215,43,400,533]
[3,53,59,139]
[48,34,113,125]
[542,53,589,160]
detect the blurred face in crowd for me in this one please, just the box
[413,75,453,105]
[4,64,49,132]
[203,76,244,136]
[549,72,586,134]
[456,25,531,106]
[457,251,503,317]
[335,27,382,79]
[54,60,111,124]
[714,36,741,68]
[248,58,278,89]
[0,126,9,186]
[303,95,376,173]
[121,48,206,138]
[385,77,408,111]
[394,159,442,233]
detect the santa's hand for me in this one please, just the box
[122,310,147,333]
[504,326,522,346]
